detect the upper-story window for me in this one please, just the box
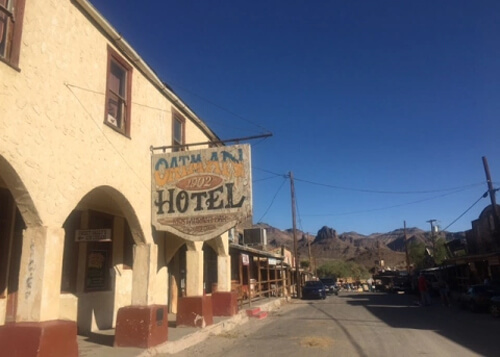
[172,109,185,151]
[0,0,26,68]
[104,47,132,137]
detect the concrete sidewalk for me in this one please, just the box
[78,297,286,357]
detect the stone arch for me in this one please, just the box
[74,185,146,245]
[164,233,186,265]
[205,237,225,256]
[0,155,42,227]
[60,185,147,333]
[165,237,187,313]
[203,242,218,294]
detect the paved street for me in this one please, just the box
[169,292,499,357]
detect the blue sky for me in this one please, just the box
[89,0,500,235]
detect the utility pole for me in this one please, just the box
[306,234,313,274]
[427,219,437,232]
[376,239,382,271]
[404,221,410,273]
[377,239,380,267]
[427,219,437,250]
[289,172,301,298]
[482,156,500,236]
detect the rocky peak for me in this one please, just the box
[314,226,338,242]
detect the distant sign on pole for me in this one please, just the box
[242,254,250,266]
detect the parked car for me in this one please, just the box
[392,276,412,294]
[490,295,500,317]
[302,281,327,300]
[319,278,339,296]
[459,284,500,312]
[422,273,440,296]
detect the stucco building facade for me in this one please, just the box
[0,0,238,354]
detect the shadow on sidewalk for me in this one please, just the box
[81,330,115,347]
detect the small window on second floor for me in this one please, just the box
[104,47,132,136]
[172,110,185,151]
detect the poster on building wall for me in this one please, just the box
[152,144,252,241]
[85,250,108,291]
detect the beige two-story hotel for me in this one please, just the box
[0,0,250,355]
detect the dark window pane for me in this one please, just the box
[110,60,126,97]
[174,118,182,143]
[0,0,12,59]
[0,12,8,58]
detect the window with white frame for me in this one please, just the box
[104,47,132,136]
[172,110,185,151]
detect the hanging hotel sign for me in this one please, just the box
[152,144,252,241]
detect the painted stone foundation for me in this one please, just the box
[176,296,213,328]
[114,305,168,348]
[212,291,238,316]
[0,320,78,357]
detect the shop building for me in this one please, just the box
[445,204,500,290]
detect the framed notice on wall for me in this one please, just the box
[241,253,249,266]
[85,250,109,291]
[75,229,112,242]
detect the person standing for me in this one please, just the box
[438,277,450,306]
[367,277,374,292]
[418,273,431,306]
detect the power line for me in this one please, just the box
[252,168,490,231]
[441,191,488,232]
[293,177,485,195]
[65,83,150,192]
[302,186,479,217]
[250,136,272,147]
[253,167,485,195]
[66,83,172,113]
[253,175,283,183]
[256,177,288,223]
[167,81,272,134]
[253,167,287,178]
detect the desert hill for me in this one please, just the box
[243,223,464,271]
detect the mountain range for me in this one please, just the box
[247,223,465,271]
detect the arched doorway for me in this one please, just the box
[0,188,26,323]
[60,186,143,336]
[167,244,186,314]
[0,157,38,326]
[203,244,217,294]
